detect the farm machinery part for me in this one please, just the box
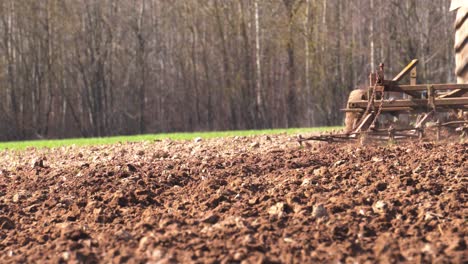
[298,59,468,144]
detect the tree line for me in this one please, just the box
[0,0,455,140]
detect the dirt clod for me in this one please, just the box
[0,217,15,230]
[312,204,328,218]
[202,214,220,224]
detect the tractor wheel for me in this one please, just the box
[345,89,367,133]
[454,6,468,84]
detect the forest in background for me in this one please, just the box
[0,0,456,140]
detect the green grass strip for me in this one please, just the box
[0,126,341,151]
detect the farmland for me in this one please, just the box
[0,133,466,263]
[0,127,339,151]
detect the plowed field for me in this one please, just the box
[0,135,466,263]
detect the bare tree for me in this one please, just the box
[0,0,457,141]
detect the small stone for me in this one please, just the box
[116,230,133,241]
[424,212,434,221]
[248,197,258,205]
[313,167,329,177]
[372,157,383,162]
[233,251,246,261]
[139,237,150,251]
[301,178,311,186]
[242,234,254,245]
[312,204,328,218]
[412,165,422,173]
[12,192,26,203]
[372,200,387,214]
[27,204,40,213]
[333,160,345,166]
[250,142,260,148]
[151,248,165,260]
[283,237,296,243]
[61,252,70,261]
[11,190,28,203]
[268,202,285,217]
[421,243,434,254]
[31,157,47,168]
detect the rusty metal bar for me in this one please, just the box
[349,97,468,109]
[438,88,467,98]
[353,113,374,132]
[342,107,415,112]
[428,85,435,110]
[387,83,468,92]
[410,68,417,85]
[392,59,419,82]
[441,120,468,126]
[415,111,434,129]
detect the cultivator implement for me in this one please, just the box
[299,59,468,144]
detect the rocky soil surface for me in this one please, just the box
[0,134,466,263]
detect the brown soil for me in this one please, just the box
[0,135,466,263]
